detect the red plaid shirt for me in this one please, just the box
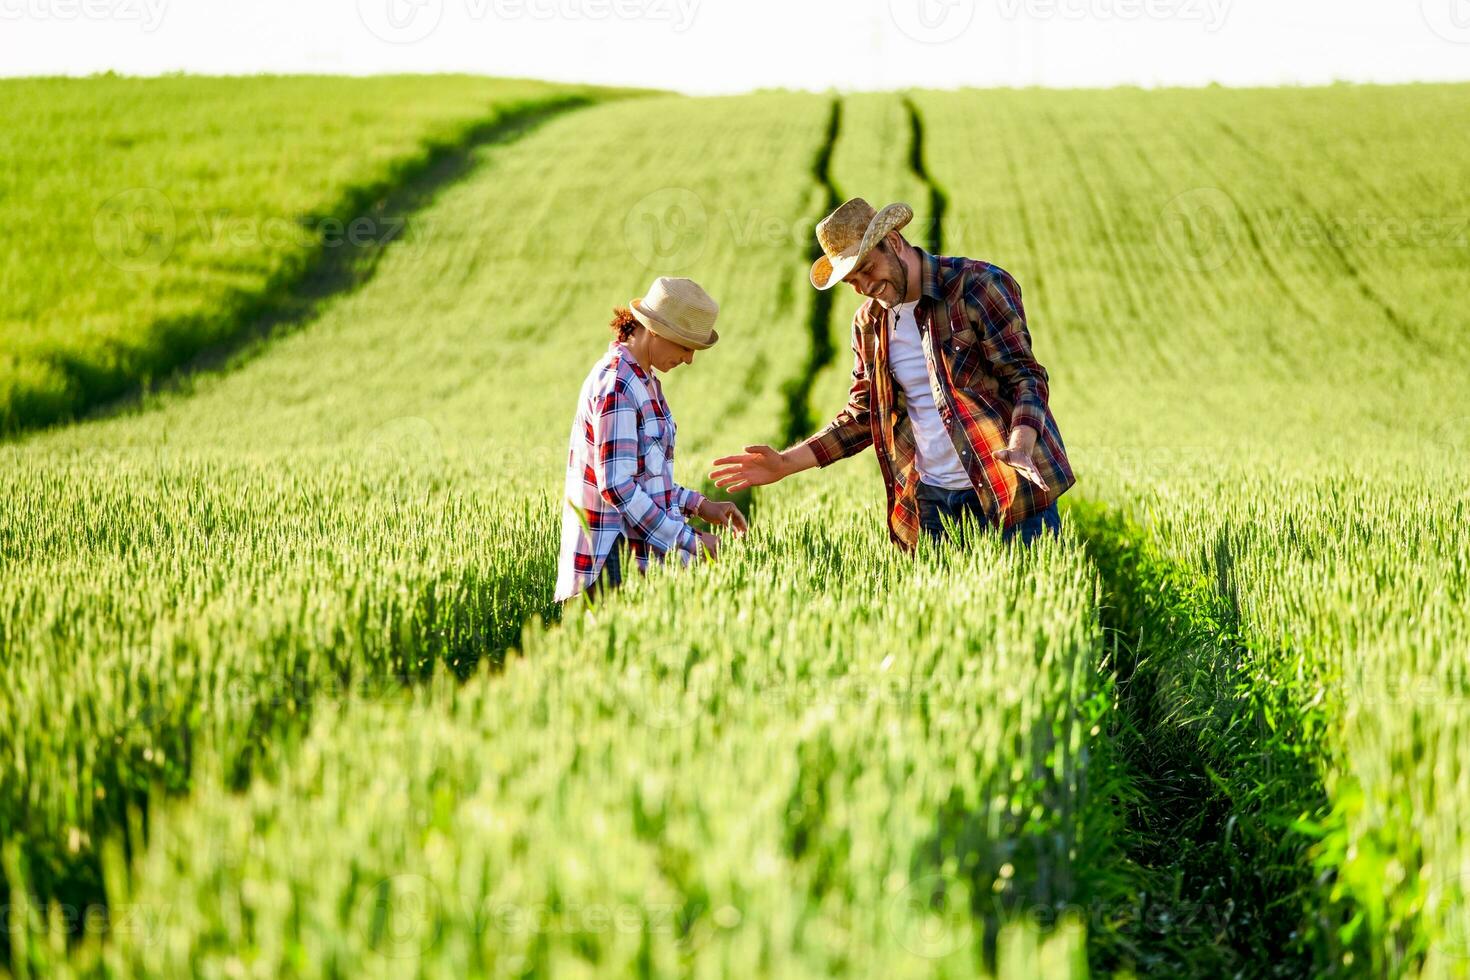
[801,249,1075,551]
[555,342,705,601]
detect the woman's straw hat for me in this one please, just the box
[630,277,720,350]
[809,198,914,290]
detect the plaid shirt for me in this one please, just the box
[555,342,705,601]
[801,249,1075,551]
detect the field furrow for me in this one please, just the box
[916,83,1470,975]
[4,79,1469,979]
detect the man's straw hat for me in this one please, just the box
[810,198,914,291]
[630,276,720,350]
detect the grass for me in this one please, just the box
[912,83,1470,974]
[2,79,1469,977]
[43,486,1103,978]
[0,75,635,435]
[2,88,863,972]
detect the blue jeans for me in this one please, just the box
[915,481,1061,546]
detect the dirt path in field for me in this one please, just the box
[902,96,947,257]
[78,96,599,429]
[1070,503,1353,976]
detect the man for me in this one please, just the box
[710,198,1074,549]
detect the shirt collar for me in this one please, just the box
[611,341,649,382]
[916,246,945,304]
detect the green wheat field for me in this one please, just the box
[2,76,1469,978]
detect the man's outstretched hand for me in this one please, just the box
[710,445,792,492]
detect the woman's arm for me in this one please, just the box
[591,381,702,559]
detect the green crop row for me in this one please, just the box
[1,85,1119,978]
[0,75,634,435]
[914,84,1470,974]
[28,480,1101,978]
[6,79,1470,978]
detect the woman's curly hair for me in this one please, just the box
[609,307,639,343]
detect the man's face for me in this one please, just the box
[841,237,906,309]
[648,332,697,373]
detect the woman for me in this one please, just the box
[554,276,747,602]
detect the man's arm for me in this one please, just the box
[972,265,1051,490]
[710,319,872,491]
[795,322,874,468]
[972,265,1050,437]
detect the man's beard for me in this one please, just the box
[877,246,908,309]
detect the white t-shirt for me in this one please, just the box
[887,300,972,490]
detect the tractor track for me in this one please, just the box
[892,98,1355,976]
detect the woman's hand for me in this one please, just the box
[699,498,748,535]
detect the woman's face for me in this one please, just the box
[648,332,697,373]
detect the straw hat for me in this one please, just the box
[809,198,914,291]
[629,276,720,350]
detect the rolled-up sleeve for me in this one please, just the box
[673,484,706,517]
[592,380,700,559]
[801,316,874,466]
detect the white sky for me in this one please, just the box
[1,0,1468,92]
